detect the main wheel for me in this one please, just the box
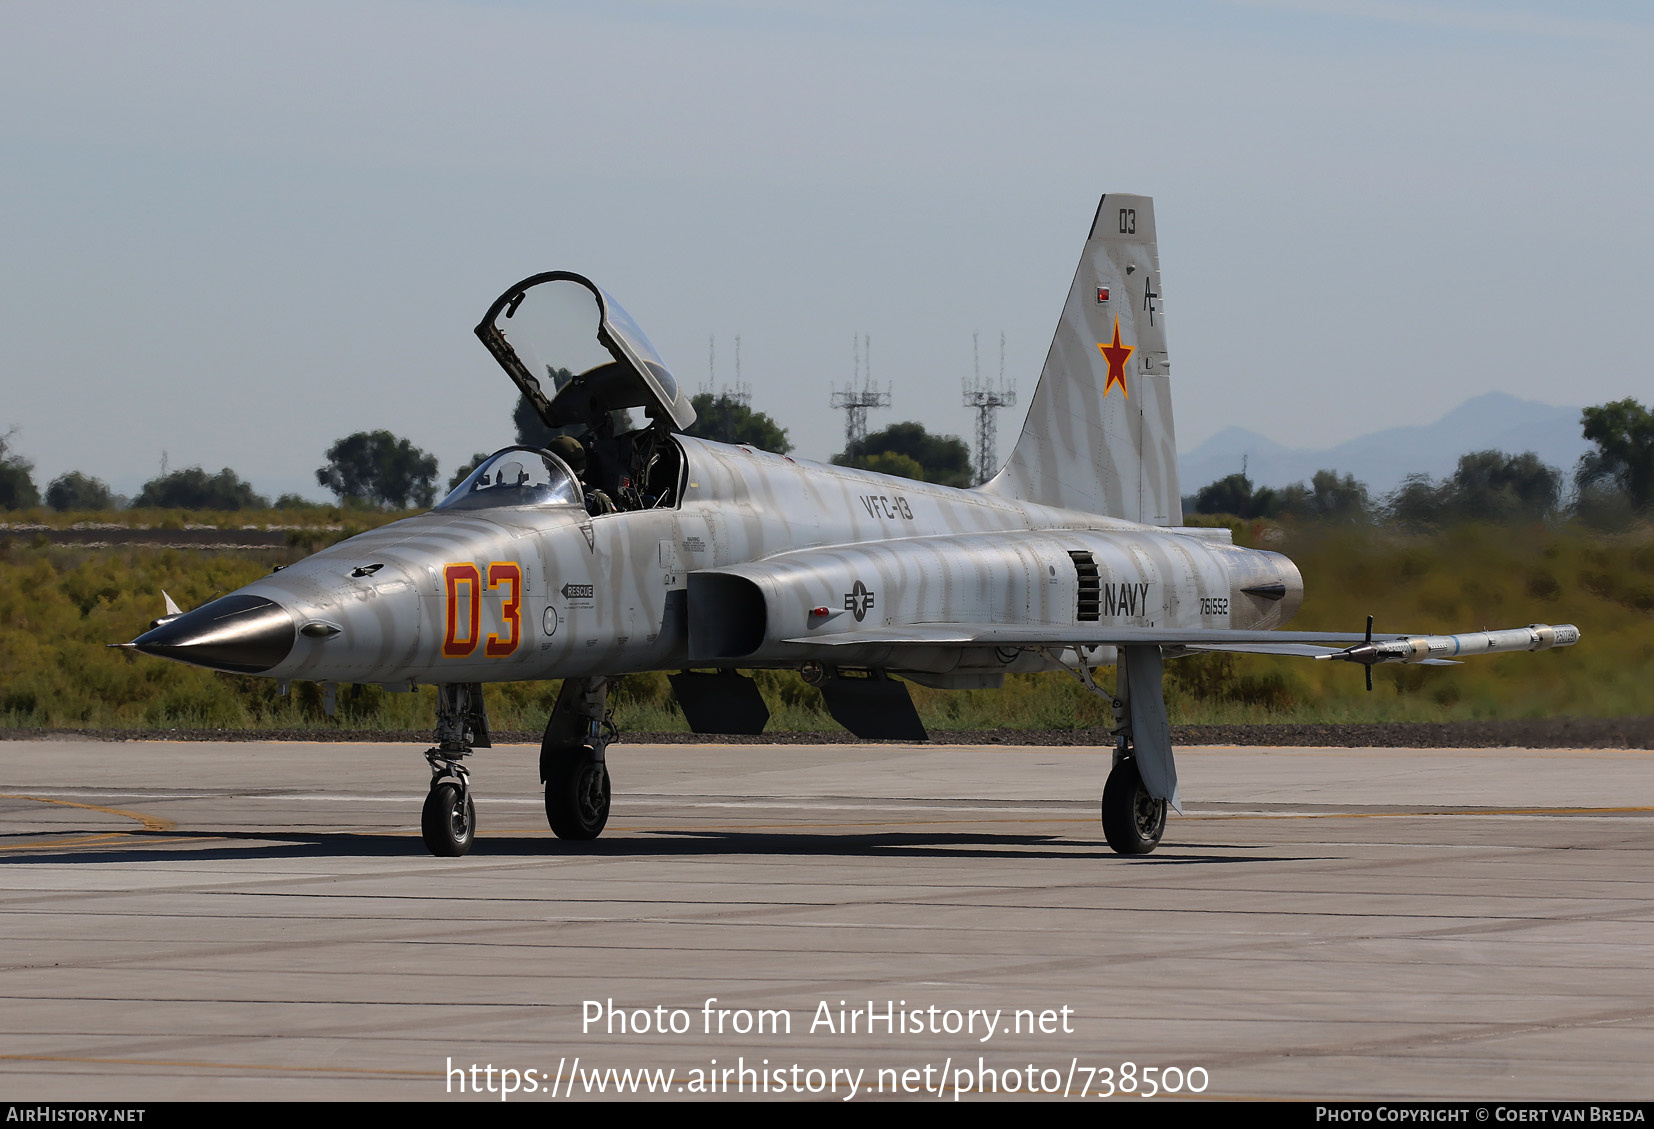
[1101,756,1166,855]
[544,746,610,840]
[422,782,475,857]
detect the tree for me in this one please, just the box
[834,421,972,487]
[448,452,492,491]
[858,451,926,480]
[1577,398,1654,511]
[1447,450,1559,522]
[1383,450,1560,526]
[45,471,113,512]
[316,431,439,509]
[1276,469,1371,523]
[1192,472,1278,519]
[1385,473,1446,528]
[0,429,39,510]
[135,467,267,510]
[685,393,793,454]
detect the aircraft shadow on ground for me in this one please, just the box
[4,827,1286,865]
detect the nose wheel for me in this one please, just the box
[419,683,488,857]
[422,776,475,857]
[1101,755,1165,855]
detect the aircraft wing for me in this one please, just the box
[784,625,1392,650]
[777,621,1501,667]
[693,535,1578,673]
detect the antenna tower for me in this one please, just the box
[830,333,890,458]
[702,334,753,405]
[962,331,1016,485]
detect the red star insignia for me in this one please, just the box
[1098,315,1133,398]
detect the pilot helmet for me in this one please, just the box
[549,435,586,474]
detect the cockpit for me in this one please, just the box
[435,447,582,512]
[435,434,685,515]
[475,272,696,436]
[468,271,696,518]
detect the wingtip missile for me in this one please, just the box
[1320,623,1580,673]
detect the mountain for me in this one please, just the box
[1178,393,1590,497]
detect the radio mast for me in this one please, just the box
[830,333,890,459]
[962,331,1016,485]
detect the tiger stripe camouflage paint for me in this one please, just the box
[226,437,1300,687]
[986,193,1180,525]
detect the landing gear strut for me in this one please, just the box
[540,677,616,840]
[421,683,490,857]
[1045,643,1178,856]
[1097,647,1175,855]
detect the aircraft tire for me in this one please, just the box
[1101,757,1165,856]
[421,782,475,857]
[544,746,611,840]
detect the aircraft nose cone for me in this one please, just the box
[129,593,295,674]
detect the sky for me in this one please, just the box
[1,0,1649,501]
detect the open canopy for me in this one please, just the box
[474,272,695,432]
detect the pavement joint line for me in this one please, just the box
[0,1052,433,1077]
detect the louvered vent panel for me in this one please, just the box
[1069,550,1100,622]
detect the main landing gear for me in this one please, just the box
[1097,646,1175,855]
[1047,644,1177,856]
[1101,753,1166,855]
[421,683,490,857]
[540,676,615,840]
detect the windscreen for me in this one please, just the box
[435,448,582,512]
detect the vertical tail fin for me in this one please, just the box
[984,193,1181,525]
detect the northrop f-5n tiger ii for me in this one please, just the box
[124,192,1580,857]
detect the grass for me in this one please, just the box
[1,519,1648,734]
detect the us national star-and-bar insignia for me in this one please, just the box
[844,580,875,622]
[1098,315,1133,399]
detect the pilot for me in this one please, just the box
[549,435,616,516]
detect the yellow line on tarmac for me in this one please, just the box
[0,793,175,851]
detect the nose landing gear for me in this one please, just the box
[420,683,490,857]
[422,772,475,857]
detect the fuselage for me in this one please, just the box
[139,434,1303,686]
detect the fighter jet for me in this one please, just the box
[124,193,1579,857]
